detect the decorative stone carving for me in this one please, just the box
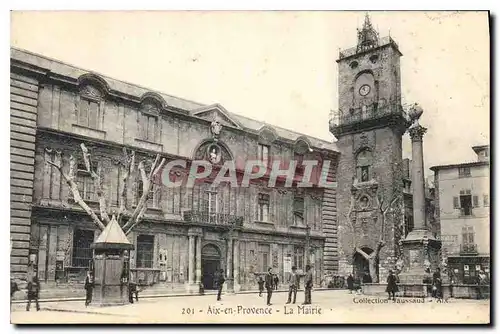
[207,143,222,164]
[408,124,427,142]
[194,140,231,164]
[210,119,222,140]
[80,85,102,99]
[142,102,159,114]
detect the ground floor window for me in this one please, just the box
[258,244,270,272]
[293,246,304,270]
[72,229,94,268]
[136,235,155,268]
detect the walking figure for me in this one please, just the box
[432,268,442,300]
[257,276,265,297]
[11,278,19,307]
[303,264,313,305]
[386,270,399,301]
[84,271,94,307]
[26,276,40,312]
[265,267,274,306]
[216,269,225,301]
[286,266,299,304]
[346,274,354,294]
[128,275,139,304]
[273,275,279,290]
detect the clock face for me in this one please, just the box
[359,84,371,96]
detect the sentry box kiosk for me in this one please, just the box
[91,216,134,307]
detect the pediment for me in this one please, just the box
[191,104,242,129]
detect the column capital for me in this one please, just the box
[408,124,427,141]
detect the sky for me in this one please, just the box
[10,11,490,176]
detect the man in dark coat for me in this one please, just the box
[216,269,225,301]
[303,265,313,305]
[386,270,399,301]
[347,274,354,293]
[257,276,265,297]
[286,266,299,304]
[273,275,279,290]
[129,275,139,304]
[265,267,274,306]
[432,268,442,299]
[84,271,94,307]
[11,279,19,306]
[26,276,40,311]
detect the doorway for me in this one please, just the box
[353,247,372,283]
[201,244,221,290]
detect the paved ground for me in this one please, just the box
[11,290,490,324]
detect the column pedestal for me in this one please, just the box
[225,238,235,294]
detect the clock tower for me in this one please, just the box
[329,14,411,282]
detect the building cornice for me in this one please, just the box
[430,161,489,172]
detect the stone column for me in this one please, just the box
[409,124,427,230]
[233,239,240,292]
[195,236,202,285]
[226,238,234,293]
[188,235,195,285]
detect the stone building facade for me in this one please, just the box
[329,16,409,281]
[431,145,490,284]
[10,47,339,292]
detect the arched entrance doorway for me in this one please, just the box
[201,244,222,290]
[353,247,373,283]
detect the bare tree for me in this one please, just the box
[46,143,166,236]
[349,191,401,283]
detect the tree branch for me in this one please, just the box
[80,143,110,225]
[46,157,105,231]
[355,247,372,260]
[121,154,166,234]
[117,148,135,224]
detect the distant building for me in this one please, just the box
[431,145,490,283]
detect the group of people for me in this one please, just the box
[84,270,140,307]
[345,268,446,301]
[10,274,41,311]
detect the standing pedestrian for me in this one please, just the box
[216,269,225,301]
[11,278,19,307]
[303,265,313,305]
[346,274,354,294]
[286,266,299,304]
[386,270,398,301]
[84,271,94,307]
[273,275,279,290]
[432,268,442,300]
[128,274,139,304]
[26,275,40,312]
[265,267,274,306]
[257,276,265,297]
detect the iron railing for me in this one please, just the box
[183,210,244,227]
[330,102,408,129]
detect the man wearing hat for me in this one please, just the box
[264,267,274,306]
[286,266,299,304]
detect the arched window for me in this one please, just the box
[356,149,373,182]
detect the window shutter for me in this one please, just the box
[473,195,479,207]
[453,196,460,209]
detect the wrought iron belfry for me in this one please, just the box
[356,13,379,53]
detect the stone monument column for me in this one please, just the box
[225,237,235,293]
[233,238,240,292]
[399,104,441,290]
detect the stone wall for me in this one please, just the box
[10,71,39,281]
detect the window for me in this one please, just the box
[356,149,373,182]
[72,229,94,268]
[293,246,304,270]
[462,226,475,245]
[458,167,471,178]
[294,153,305,176]
[78,98,100,129]
[136,235,154,268]
[258,193,270,222]
[456,190,472,216]
[293,193,305,226]
[137,180,158,208]
[258,144,270,168]
[75,163,96,201]
[203,188,218,223]
[258,244,270,272]
[139,113,157,142]
[484,195,489,207]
